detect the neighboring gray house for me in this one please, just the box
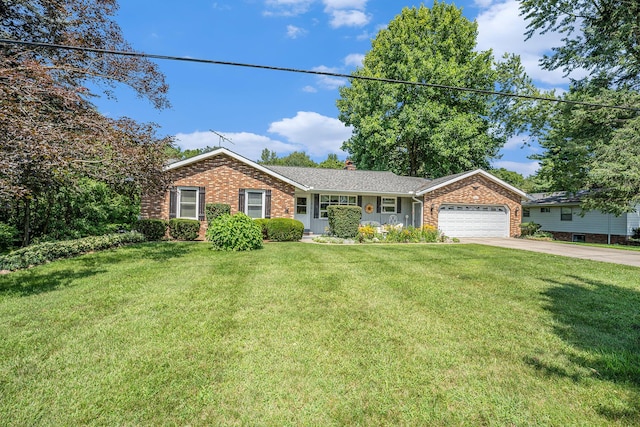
[524,191,640,243]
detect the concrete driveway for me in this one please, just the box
[461,238,640,268]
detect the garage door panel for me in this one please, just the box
[438,205,509,238]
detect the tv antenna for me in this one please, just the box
[210,129,234,147]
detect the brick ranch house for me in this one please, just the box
[141,147,528,239]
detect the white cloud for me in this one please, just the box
[503,134,532,150]
[476,0,584,86]
[323,0,367,11]
[344,53,364,68]
[329,9,370,28]
[492,160,540,177]
[174,131,299,162]
[268,111,353,157]
[286,24,307,39]
[264,0,314,16]
[312,65,347,89]
[302,85,318,93]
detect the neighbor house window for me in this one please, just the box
[523,208,530,218]
[572,234,585,242]
[561,207,573,221]
[246,191,264,219]
[381,197,397,214]
[319,194,357,218]
[177,187,198,219]
[540,207,550,213]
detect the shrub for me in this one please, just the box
[266,218,304,242]
[421,224,439,242]
[205,213,263,251]
[0,232,146,271]
[134,219,167,241]
[327,205,362,238]
[632,227,640,239]
[520,221,542,237]
[205,203,231,225]
[254,218,270,239]
[0,222,18,252]
[357,224,376,241]
[168,218,201,241]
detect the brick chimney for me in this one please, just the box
[344,159,356,170]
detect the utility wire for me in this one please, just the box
[1,38,639,112]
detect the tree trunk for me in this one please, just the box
[22,198,30,247]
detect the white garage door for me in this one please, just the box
[438,205,509,238]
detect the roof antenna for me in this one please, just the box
[210,129,234,148]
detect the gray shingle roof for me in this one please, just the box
[525,190,589,205]
[266,166,429,194]
[414,170,470,193]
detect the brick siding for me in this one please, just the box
[141,154,296,239]
[422,174,523,237]
[549,231,628,244]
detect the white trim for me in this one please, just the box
[176,186,199,220]
[165,147,310,191]
[381,196,397,214]
[416,169,529,199]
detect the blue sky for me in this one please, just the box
[94,0,575,176]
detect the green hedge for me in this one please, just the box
[168,218,200,241]
[134,219,167,241]
[205,213,263,251]
[0,232,146,271]
[205,203,231,225]
[266,218,304,242]
[327,205,362,238]
[254,218,270,239]
[520,222,541,237]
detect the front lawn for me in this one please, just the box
[1,243,639,425]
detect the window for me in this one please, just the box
[319,194,357,218]
[246,191,264,219]
[523,208,530,218]
[572,234,585,243]
[540,207,550,213]
[381,197,397,214]
[178,187,198,219]
[296,197,307,215]
[561,207,573,221]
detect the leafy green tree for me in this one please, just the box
[522,0,640,213]
[337,2,537,177]
[166,145,216,161]
[258,149,279,165]
[490,168,525,189]
[521,0,640,89]
[318,154,344,169]
[257,150,318,167]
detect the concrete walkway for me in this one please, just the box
[461,238,640,268]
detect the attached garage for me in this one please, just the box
[438,204,509,238]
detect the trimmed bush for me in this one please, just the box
[520,222,541,237]
[0,232,146,271]
[327,205,362,238]
[254,218,270,239]
[205,213,263,251]
[421,224,440,242]
[168,218,200,241]
[266,218,304,242]
[205,203,231,225]
[0,222,17,252]
[134,219,167,241]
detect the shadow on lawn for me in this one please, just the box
[0,266,105,297]
[527,274,640,422]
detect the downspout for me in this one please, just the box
[607,213,611,245]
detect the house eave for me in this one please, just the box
[416,169,529,199]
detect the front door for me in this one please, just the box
[294,196,310,230]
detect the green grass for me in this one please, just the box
[1,242,639,425]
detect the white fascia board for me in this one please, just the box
[164,147,310,191]
[416,169,529,199]
[300,189,415,196]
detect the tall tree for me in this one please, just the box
[318,154,344,169]
[337,2,537,178]
[522,0,640,213]
[257,150,318,167]
[0,0,172,244]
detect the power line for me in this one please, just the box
[1,38,639,112]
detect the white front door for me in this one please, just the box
[294,196,310,229]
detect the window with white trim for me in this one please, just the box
[561,207,573,221]
[540,207,550,213]
[177,187,198,219]
[246,190,265,219]
[381,197,397,214]
[319,194,357,218]
[523,208,530,218]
